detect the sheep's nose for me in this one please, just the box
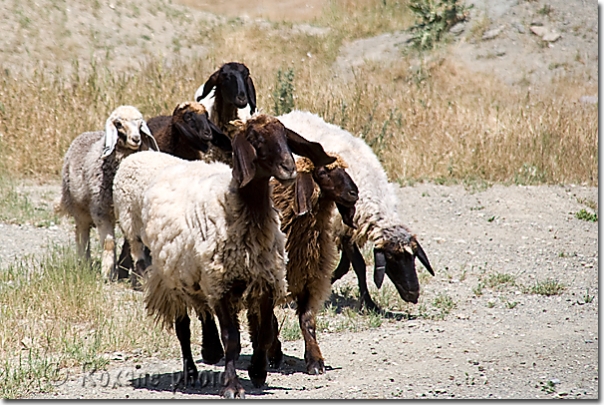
[280,161,295,174]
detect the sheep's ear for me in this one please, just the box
[176,122,209,153]
[284,128,336,167]
[209,120,233,152]
[336,203,357,230]
[293,172,314,216]
[102,118,118,159]
[373,249,387,289]
[140,121,152,138]
[231,131,256,188]
[413,239,434,276]
[246,76,257,114]
[198,71,219,101]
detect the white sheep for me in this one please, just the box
[278,110,434,313]
[113,114,335,398]
[56,105,156,281]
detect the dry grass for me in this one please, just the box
[0,245,181,398]
[0,15,596,185]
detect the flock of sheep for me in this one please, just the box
[55,62,434,398]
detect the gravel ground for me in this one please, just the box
[19,181,598,399]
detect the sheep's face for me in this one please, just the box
[374,227,434,304]
[173,102,232,153]
[113,117,146,151]
[232,115,335,188]
[249,119,297,183]
[313,165,359,228]
[199,62,256,113]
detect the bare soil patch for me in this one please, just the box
[22,182,598,399]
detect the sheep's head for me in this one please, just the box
[197,62,256,113]
[102,105,153,158]
[171,102,232,153]
[293,155,359,228]
[373,225,434,304]
[232,114,335,188]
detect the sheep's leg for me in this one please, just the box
[247,292,275,388]
[97,223,116,282]
[214,297,245,399]
[74,220,92,260]
[267,312,283,369]
[343,241,381,313]
[297,290,325,375]
[331,248,351,284]
[199,310,224,365]
[116,239,132,280]
[128,237,149,291]
[175,313,199,386]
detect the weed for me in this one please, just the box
[575,209,597,222]
[473,282,484,296]
[432,293,455,319]
[484,272,516,290]
[505,301,518,309]
[537,4,554,16]
[487,215,496,223]
[408,0,473,50]
[272,68,295,116]
[581,288,595,304]
[577,197,597,211]
[486,301,495,308]
[539,380,556,394]
[526,279,566,296]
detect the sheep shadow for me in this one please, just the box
[203,353,340,376]
[324,291,415,321]
[125,362,293,398]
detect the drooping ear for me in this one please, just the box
[336,203,357,229]
[373,249,387,289]
[284,128,336,167]
[102,117,118,159]
[293,172,315,216]
[413,239,434,276]
[209,120,233,152]
[176,122,209,153]
[198,70,220,102]
[246,75,257,114]
[140,121,152,138]
[231,131,256,188]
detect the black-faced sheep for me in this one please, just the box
[113,114,335,398]
[115,101,232,284]
[194,62,257,164]
[56,105,157,281]
[270,154,359,375]
[278,110,434,313]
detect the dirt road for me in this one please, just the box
[22,182,598,399]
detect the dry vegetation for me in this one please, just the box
[0,0,597,398]
[0,0,596,184]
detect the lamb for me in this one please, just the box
[56,105,157,281]
[113,114,335,398]
[115,101,232,284]
[270,154,359,375]
[193,62,257,164]
[277,110,434,313]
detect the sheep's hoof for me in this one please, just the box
[247,364,267,388]
[306,359,326,375]
[201,345,224,365]
[221,385,245,399]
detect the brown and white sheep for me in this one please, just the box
[270,154,359,375]
[113,114,335,398]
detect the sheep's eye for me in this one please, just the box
[184,112,193,122]
[317,167,328,178]
[114,121,123,129]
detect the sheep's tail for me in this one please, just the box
[144,264,187,331]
